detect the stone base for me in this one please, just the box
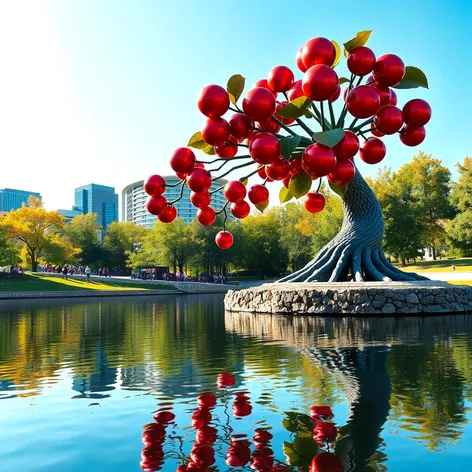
[224,281,472,315]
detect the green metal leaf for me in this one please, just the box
[329,180,348,197]
[279,186,293,204]
[343,30,373,54]
[227,74,245,104]
[255,200,269,213]
[276,96,313,119]
[188,131,208,149]
[289,172,312,198]
[283,442,301,466]
[332,40,341,68]
[203,145,215,155]
[312,128,345,148]
[339,77,350,85]
[392,66,429,89]
[280,135,301,159]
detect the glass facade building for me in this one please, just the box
[122,176,233,227]
[0,188,41,212]
[74,184,118,230]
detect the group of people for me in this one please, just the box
[40,264,107,282]
[131,270,227,284]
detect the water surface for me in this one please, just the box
[1,295,472,471]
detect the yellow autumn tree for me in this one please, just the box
[0,196,79,271]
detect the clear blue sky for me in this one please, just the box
[0,0,470,211]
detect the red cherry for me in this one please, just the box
[197,207,216,226]
[333,130,359,161]
[224,180,247,203]
[215,144,238,158]
[287,80,304,101]
[266,159,290,180]
[196,425,218,445]
[310,452,343,472]
[191,408,212,428]
[154,410,175,424]
[248,184,269,205]
[389,89,398,106]
[371,123,385,137]
[226,444,251,467]
[229,113,253,139]
[249,132,281,164]
[197,392,217,408]
[310,406,334,422]
[187,168,212,193]
[256,118,281,134]
[296,48,308,72]
[202,117,230,146]
[158,205,177,223]
[304,192,326,213]
[198,84,230,118]
[254,79,278,98]
[399,125,426,146]
[302,65,339,102]
[242,87,276,121]
[250,449,274,471]
[170,147,196,175]
[190,191,211,208]
[347,46,376,76]
[191,444,215,467]
[302,143,337,177]
[232,402,252,417]
[217,372,235,388]
[282,175,291,188]
[370,82,391,106]
[231,200,250,219]
[328,160,355,186]
[359,137,386,164]
[146,196,167,216]
[329,86,341,102]
[257,165,269,180]
[215,231,234,250]
[373,54,405,86]
[144,175,166,197]
[347,85,381,118]
[301,37,336,68]
[290,157,304,175]
[186,461,207,472]
[268,65,294,92]
[253,429,273,445]
[275,101,295,125]
[402,99,432,127]
[142,426,166,446]
[374,105,403,135]
[176,172,187,180]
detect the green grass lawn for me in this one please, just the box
[448,280,472,286]
[0,273,177,292]
[393,257,472,272]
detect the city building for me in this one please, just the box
[58,207,83,223]
[122,176,232,227]
[0,188,41,212]
[74,184,118,231]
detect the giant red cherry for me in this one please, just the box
[346,85,381,118]
[302,143,337,177]
[373,105,404,135]
[304,192,326,214]
[158,205,177,223]
[347,46,376,76]
[268,65,294,92]
[144,175,166,197]
[359,137,386,164]
[302,65,339,101]
[402,99,432,127]
[170,147,196,174]
[202,117,231,146]
[215,144,238,158]
[224,180,246,203]
[249,132,280,164]
[301,37,336,68]
[373,54,405,86]
[310,452,343,472]
[287,80,304,101]
[187,168,212,193]
[229,113,253,139]
[231,200,250,219]
[197,207,216,226]
[248,184,269,205]
[198,84,230,118]
[266,159,290,180]
[146,195,167,215]
[215,231,234,250]
[328,160,355,185]
[399,125,426,146]
[333,130,359,161]
[242,87,276,121]
[190,191,211,208]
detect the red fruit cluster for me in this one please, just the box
[232,391,252,417]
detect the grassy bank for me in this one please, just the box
[394,257,472,273]
[0,274,177,292]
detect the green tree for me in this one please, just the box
[395,152,453,259]
[102,221,148,273]
[128,218,198,273]
[65,213,102,267]
[368,168,426,265]
[0,197,73,271]
[447,157,472,255]
[277,203,313,271]
[0,225,20,266]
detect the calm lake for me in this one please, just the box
[1,294,472,471]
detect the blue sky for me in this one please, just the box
[0,0,470,211]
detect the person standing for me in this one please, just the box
[62,265,68,280]
[85,266,91,282]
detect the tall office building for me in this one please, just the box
[58,207,83,223]
[74,184,118,230]
[122,176,232,227]
[0,188,42,212]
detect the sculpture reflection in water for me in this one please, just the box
[225,313,472,470]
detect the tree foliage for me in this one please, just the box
[65,213,102,267]
[0,197,78,271]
